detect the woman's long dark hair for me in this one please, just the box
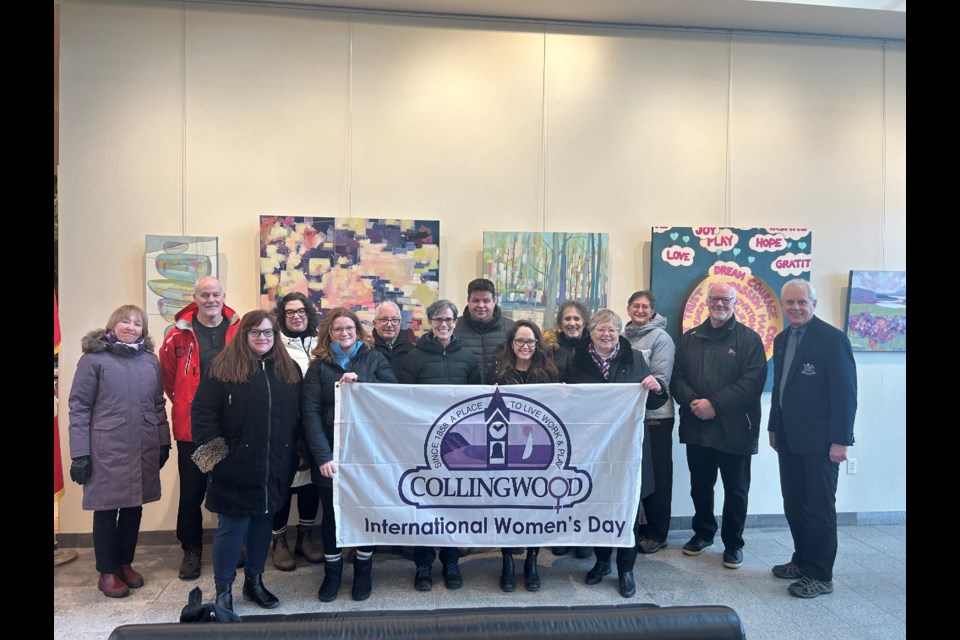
[209,310,301,384]
[492,320,559,383]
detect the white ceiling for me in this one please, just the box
[218,0,905,40]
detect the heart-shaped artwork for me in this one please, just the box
[786,241,793,248]
[733,248,741,256]
[798,242,807,250]
[748,256,755,263]
[670,232,679,241]
[682,235,690,243]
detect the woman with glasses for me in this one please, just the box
[563,309,668,598]
[302,307,398,603]
[623,290,677,556]
[190,310,303,612]
[396,299,481,592]
[268,293,323,570]
[486,319,559,593]
[67,304,170,599]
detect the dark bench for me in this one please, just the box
[110,604,746,639]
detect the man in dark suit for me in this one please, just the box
[768,279,857,599]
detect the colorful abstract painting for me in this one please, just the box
[145,235,218,339]
[651,226,812,389]
[259,216,440,334]
[845,270,906,352]
[483,231,609,327]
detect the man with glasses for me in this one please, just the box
[453,278,515,380]
[160,276,240,580]
[371,301,415,367]
[670,281,766,571]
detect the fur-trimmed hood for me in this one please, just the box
[81,328,156,354]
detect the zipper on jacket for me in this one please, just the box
[183,342,194,377]
[262,360,272,515]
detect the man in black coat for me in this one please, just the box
[671,282,766,571]
[768,279,857,599]
[453,278,515,379]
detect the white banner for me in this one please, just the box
[333,383,647,548]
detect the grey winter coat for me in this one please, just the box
[624,314,677,420]
[68,330,170,511]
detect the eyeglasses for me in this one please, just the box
[513,339,537,348]
[331,325,356,335]
[592,328,619,335]
[249,329,274,337]
[376,317,402,324]
[431,317,456,326]
[284,308,308,317]
[707,296,734,305]
[630,304,652,310]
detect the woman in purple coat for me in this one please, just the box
[68,305,171,598]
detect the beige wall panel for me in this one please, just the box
[728,36,885,326]
[544,27,731,301]
[883,43,905,270]
[58,0,185,534]
[183,4,351,310]
[349,16,546,292]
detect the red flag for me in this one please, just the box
[54,291,64,501]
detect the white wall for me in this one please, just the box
[57,0,906,534]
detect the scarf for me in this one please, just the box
[331,340,361,370]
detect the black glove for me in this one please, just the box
[159,445,171,470]
[70,456,92,485]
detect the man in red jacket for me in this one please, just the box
[160,276,239,580]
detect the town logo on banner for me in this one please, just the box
[397,388,593,515]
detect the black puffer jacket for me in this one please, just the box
[453,306,515,376]
[191,358,302,516]
[302,344,398,487]
[671,317,766,455]
[396,332,481,386]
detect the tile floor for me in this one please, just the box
[53,524,906,639]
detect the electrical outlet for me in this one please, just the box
[847,458,858,475]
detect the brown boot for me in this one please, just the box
[98,572,130,598]
[295,525,324,563]
[272,532,296,571]
[118,564,144,588]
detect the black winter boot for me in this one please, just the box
[318,557,343,602]
[523,549,541,592]
[352,556,373,601]
[242,574,279,609]
[500,553,516,592]
[214,584,233,612]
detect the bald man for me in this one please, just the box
[160,276,240,580]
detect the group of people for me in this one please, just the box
[67,274,856,607]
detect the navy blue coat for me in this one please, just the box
[768,316,857,454]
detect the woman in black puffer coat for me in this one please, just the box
[302,307,398,604]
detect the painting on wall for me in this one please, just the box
[651,226,812,388]
[259,216,440,334]
[145,235,218,339]
[483,231,608,328]
[845,270,906,352]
